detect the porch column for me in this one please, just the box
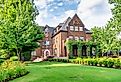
[86,46,90,56]
[95,46,98,57]
[77,45,82,57]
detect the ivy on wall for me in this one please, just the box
[65,40,97,57]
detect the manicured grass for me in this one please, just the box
[11,61,121,82]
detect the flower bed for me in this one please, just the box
[0,60,28,82]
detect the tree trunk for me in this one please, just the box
[16,48,22,61]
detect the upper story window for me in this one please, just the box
[79,27,83,31]
[75,26,78,31]
[80,36,84,41]
[69,36,73,40]
[75,36,79,40]
[70,26,74,31]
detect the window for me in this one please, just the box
[80,37,84,41]
[69,36,73,39]
[46,41,50,45]
[43,41,50,45]
[70,26,74,31]
[75,26,78,31]
[79,27,83,31]
[75,36,79,40]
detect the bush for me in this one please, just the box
[107,58,114,68]
[98,58,104,67]
[102,58,108,67]
[0,59,4,64]
[10,56,18,61]
[0,60,28,82]
[114,59,121,69]
[93,58,98,66]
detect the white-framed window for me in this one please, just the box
[79,27,83,31]
[80,36,84,41]
[70,26,74,31]
[75,36,79,40]
[43,41,50,45]
[75,26,78,31]
[31,51,36,56]
[69,36,73,39]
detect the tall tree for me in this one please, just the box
[0,0,44,60]
[91,0,121,56]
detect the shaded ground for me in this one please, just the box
[11,61,121,82]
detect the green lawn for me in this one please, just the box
[11,61,121,82]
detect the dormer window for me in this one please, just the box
[70,26,74,31]
[79,27,83,31]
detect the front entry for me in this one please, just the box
[44,49,50,58]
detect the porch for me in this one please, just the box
[65,40,97,57]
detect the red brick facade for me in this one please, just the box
[35,14,92,58]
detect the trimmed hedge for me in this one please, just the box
[0,60,28,82]
[70,57,121,69]
[48,57,121,69]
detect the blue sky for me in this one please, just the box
[34,0,113,29]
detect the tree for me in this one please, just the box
[0,0,44,60]
[91,0,121,56]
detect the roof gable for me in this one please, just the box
[69,14,84,27]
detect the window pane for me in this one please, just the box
[79,27,83,31]
[75,26,78,31]
[70,26,74,31]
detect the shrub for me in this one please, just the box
[93,58,98,66]
[0,60,28,82]
[0,59,4,64]
[98,58,104,67]
[102,58,108,67]
[10,56,18,61]
[114,59,121,69]
[107,58,114,68]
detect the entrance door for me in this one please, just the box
[44,49,50,58]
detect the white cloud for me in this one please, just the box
[49,9,54,12]
[76,0,112,29]
[34,0,47,9]
[35,0,113,29]
[58,2,63,6]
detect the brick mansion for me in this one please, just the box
[34,14,92,58]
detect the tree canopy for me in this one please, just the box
[0,0,44,60]
[91,0,121,55]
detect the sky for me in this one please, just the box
[34,0,113,29]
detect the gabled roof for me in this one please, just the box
[69,14,84,27]
[60,17,71,31]
[43,25,55,33]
